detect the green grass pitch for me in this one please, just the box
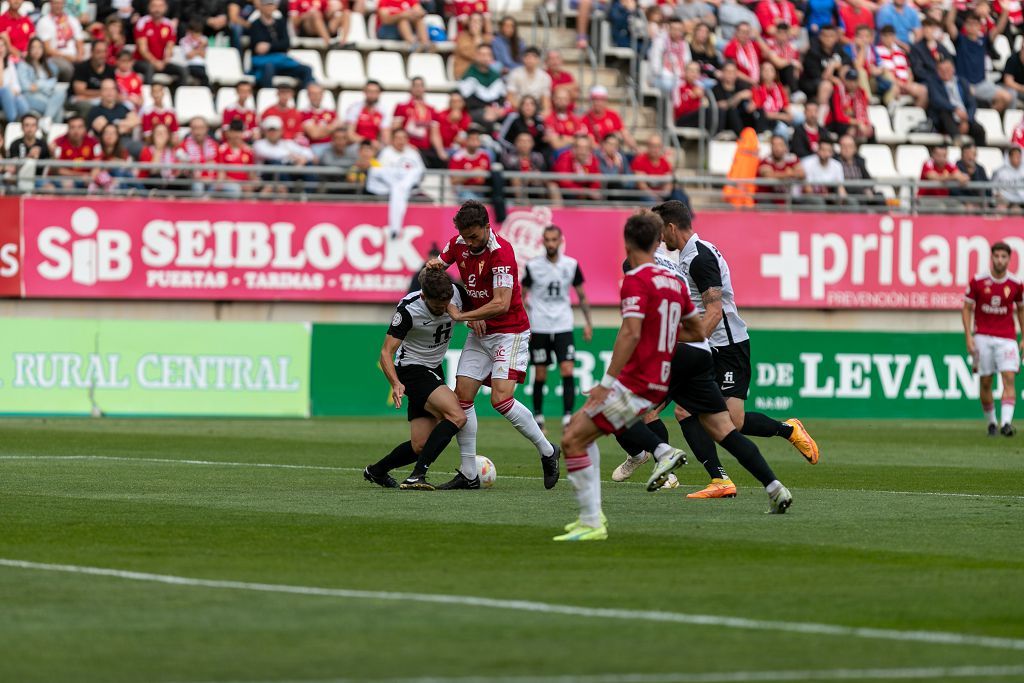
[1,416,1023,683]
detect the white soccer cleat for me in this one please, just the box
[767,484,793,514]
[611,452,650,482]
[646,448,687,492]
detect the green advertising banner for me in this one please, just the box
[0,319,311,417]
[311,324,990,420]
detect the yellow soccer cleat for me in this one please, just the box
[785,418,820,464]
[686,478,738,499]
[553,523,608,541]
[564,511,609,532]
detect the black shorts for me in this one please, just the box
[396,364,446,422]
[712,339,752,400]
[668,344,729,416]
[529,331,576,366]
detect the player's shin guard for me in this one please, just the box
[679,416,730,480]
[456,401,479,478]
[494,397,555,457]
[411,419,461,476]
[719,430,776,487]
[1002,400,1015,426]
[532,378,545,419]
[742,412,794,439]
[566,444,602,527]
[372,440,419,473]
[561,375,575,416]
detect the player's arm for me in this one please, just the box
[574,284,593,342]
[700,287,724,340]
[378,334,406,409]
[962,283,977,357]
[1017,302,1024,352]
[451,286,512,321]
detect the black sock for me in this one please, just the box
[411,419,461,477]
[561,375,575,416]
[742,412,794,439]
[372,441,418,473]
[719,430,777,487]
[615,420,664,457]
[532,378,545,417]
[648,418,669,443]
[679,416,729,480]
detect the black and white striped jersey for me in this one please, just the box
[676,233,749,348]
[387,289,464,368]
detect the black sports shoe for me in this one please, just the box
[399,473,436,491]
[363,466,398,489]
[1001,423,1017,437]
[541,443,560,490]
[435,470,481,490]
[988,423,999,437]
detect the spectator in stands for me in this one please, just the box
[836,134,875,203]
[50,115,99,189]
[757,134,803,203]
[227,0,254,53]
[290,0,334,48]
[498,94,546,157]
[377,0,429,48]
[571,0,598,50]
[223,80,258,140]
[756,0,800,37]
[138,122,178,190]
[344,80,391,152]
[180,18,211,86]
[249,0,315,90]
[430,92,470,164]
[839,0,874,42]
[177,116,220,195]
[993,146,1024,209]
[644,5,666,52]
[545,49,578,103]
[507,46,552,113]
[217,118,255,197]
[87,79,140,144]
[141,82,178,142]
[799,24,850,104]
[18,38,66,124]
[1002,37,1024,104]
[102,15,126,66]
[183,0,230,39]
[876,24,928,108]
[501,131,546,201]
[545,88,586,155]
[764,22,801,94]
[750,61,795,136]
[319,128,354,170]
[945,11,1013,112]
[260,83,303,140]
[459,44,507,128]
[790,101,834,158]
[548,133,601,205]
[827,68,873,142]
[345,140,377,192]
[919,144,968,198]
[631,133,688,204]
[585,85,636,152]
[133,0,187,85]
[114,49,143,109]
[674,61,710,130]
[717,0,759,43]
[37,0,86,81]
[804,0,839,35]
[449,124,491,201]
[453,12,490,80]
[648,18,691,96]
[91,122,132,193]
[846,26,882,96]
[608,0,646,54]
[367,128,425,238]
[493,16,524,73]
[70,41,114,119]
[713,60,755,137]
[254,115,315,195]
[596,133,631,192]
[9,113,50,183]
[0,0,36,59]
[446,0,491,34]
[689,22,721,84]
[799,138,844,202]
[723,21,763,87]
[676,0,717,32]
[876,0,921,50]
[910,18,953,84]
[927,59,986,145]
[301,83,339,156]
[951,141,991,206]
[392,77,436,161]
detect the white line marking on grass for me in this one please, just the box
[2,558,1023,654]
[3,455,1023,499]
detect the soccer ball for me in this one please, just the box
[476,456,496,488]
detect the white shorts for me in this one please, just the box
[976,334,1021,376]
[584,380,654,435]
[457,330,530,384]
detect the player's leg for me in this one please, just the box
[436,333,489,489]
[1000,370,1017,436]
[394,416,439,489]
[364,437,417,488]
[553,411,607,541]
[677,406,737,499]
[400,385,467,489]
[977,334,999,435]
[700,411,791,514]
[611,409,681,482]
[980,374,997,435]
[364,365,429,488]
[556,331,578,427]
[529,336,550,428]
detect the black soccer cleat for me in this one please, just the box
[988,423,999,437]
[435,470,481,490]
[399,473,436,491]
[363,466,398,489]
[541,444,560,490]
[1001,423,1017,437]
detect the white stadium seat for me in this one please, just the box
[491,0,524,12]
[346,11,378,49]
[216,87,241,114]
[336,90,364,117]
[379,91,408,119]
[946,145,961,165]
[894,144,929,179]
[256,87,282,114]
[893,106,944,145]
[297,88,337,111]
[868,105,901,144]
[206,47,245,85]
[289,49,332,87]
[48,122,68,141]
[407,52,455,91]
[977,146,1005,175]
[325,50,368,90]
[366,51,410,90]
[1004,108,1023,141]
[600,20,635,63]
[859,144,898,179]
[708,140,737,176]
[4,122,20,151]
[174,86,218,124]
[423,92,451,111]
[994,33,1012,71]
[975,108,1009,147]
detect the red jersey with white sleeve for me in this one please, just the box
[439,231,530,335]
[965,274,1024,340]
[617,262,694,403]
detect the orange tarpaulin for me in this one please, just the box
[723,127,759,207]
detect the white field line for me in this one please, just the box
[2,454,1023,500]
[177,665,1024,683]
[2,558,1023,654]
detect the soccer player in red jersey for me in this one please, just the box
[426,201,561,490]
[555,211,692,541]
[963,241,1024,436]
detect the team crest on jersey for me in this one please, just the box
[1006,285,1012,297]
[500,206,556,271]
[392,312,403,326]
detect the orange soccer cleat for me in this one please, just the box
[686,478,738,499]
[784,418,820,465]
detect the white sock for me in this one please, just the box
[587,441,602,525]
[495,397,555,457]
[984,403,996,426]
[1001,401,1015,426]
[567,445,601,527]
[456,401,478,478]
[766,479,784,495]
[653,443,675,462]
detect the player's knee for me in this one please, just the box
[674,405,689,421]
[410,439,426,454]
[447,410,468,429]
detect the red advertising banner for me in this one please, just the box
[18,197,1024,308]
[0,197,22,297]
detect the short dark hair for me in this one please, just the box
[651,199,692,232]
[544,224,562,237]
[411,76,424,85]
[419,267,454,302]
[993,241,1012,256]
[453,200,489,232]
[880,24,895,35]
[66,114,85,126]
[117,48,133,59]
[20,112,38,124]
[524,46,541,57]
[366,80,382,89]
[187,16,203,32]
[819,23,837,32]
[624,211,663,253]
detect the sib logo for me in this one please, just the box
[37,207,132,285]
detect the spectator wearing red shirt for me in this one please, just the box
[49,115,99,189]
[447,0,491,32]
[919,145,968,197]
[839,0,874,41]
[176,117,221,195]
[138,122,178,188]
[429,91,470,165]
[262,84,305,141]
[548,133,602,205]
[723,22,763,86]
[631,133,688,205]
[757,134,805,203]
[102,15,125,67]
[764,22,802,93]
[290,0,332,48]
[500,131,546,201]
[583,85,637,153]
[756,0,801,37]
[0,0,35,58]
[114,49,143,110]
[134,0,187,85]
[377,0,429,46]
[826,68,873,142]
[544,88,588,153]
[344,80,391,151]
[449,125,492,200]
[141,82,179,143]
[301,83,341,155]
[751,62,794,136]
[673,62,707,129]
[393,77,438,156]
[545,49,578,105]
[218,119,256,197]
[222,81,258,141]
